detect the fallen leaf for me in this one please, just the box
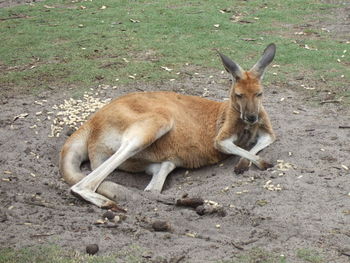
[44,5,55,9]
[256,199,268,206]
[130,18,140,23]
[341,164,349,171]
[219,8,233,13]
[13,113,29,121]
[303,44,318,51]
[241,38,257,41]
[161,66,172,72]
[185,232,197,238]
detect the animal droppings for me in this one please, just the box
[152,220,171,232]
[176,197,204,208]
[86,244,99,255]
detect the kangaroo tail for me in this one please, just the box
[59,126,89,185]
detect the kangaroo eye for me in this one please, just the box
[256,92,263,97]
[235,93,243,98]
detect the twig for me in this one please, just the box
[23,200,56,209]
[174,255,186,263]
[339,126,350,129]
[319,98,342,104]
[134,87,145,92]
[231,241,244,250]
[95,224,119,229]
[240,238,259,246]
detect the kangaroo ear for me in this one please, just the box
[250,43,276,79]
[218,52,244,80]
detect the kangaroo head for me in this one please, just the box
[218,43,276,124]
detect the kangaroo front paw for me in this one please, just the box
[234,159,251,174]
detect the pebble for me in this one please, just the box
[102,211,115,221]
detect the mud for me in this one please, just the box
[0,69,349,262]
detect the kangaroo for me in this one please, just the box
[59,43,277,209]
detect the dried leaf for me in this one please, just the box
[185,232,197,238]
[13,113,29,121]
[161,66,172,72]
[241,38,257,41]
[341,164,349,171]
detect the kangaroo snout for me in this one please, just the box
[244,114,258,124]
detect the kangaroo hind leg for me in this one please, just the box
[144,161,176,193]
[71,115,174,208]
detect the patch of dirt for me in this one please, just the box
[0,67,349,262]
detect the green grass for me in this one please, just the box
[219,247,287,263]
[0,245,331,263]
[0,0,349,97]
[297,248,325,263]
[0,244,147,263]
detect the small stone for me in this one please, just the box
[102,211,115,221]
[86,244,99,255]
[152,220,170,232]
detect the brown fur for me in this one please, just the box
[59,44,277,207]
[61,87,273,184]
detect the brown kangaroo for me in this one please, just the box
[60,43,277,209]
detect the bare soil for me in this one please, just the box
[1,68,349,262]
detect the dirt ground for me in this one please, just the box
[1,67,350,262]
[1,1,350,262]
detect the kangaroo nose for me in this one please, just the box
[246,114,257,123]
